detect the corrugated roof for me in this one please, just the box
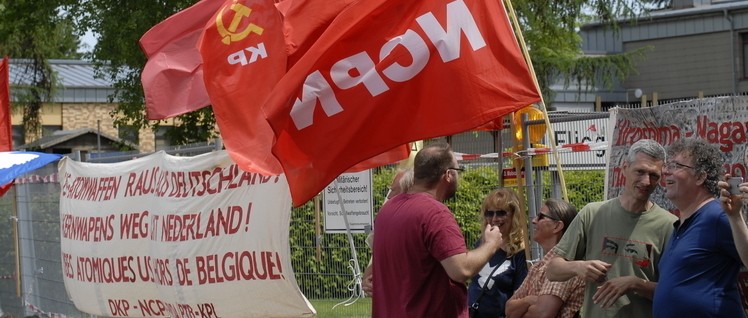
[9,59,118,103]
[17,128,138,151]
[582,1,748,29]
[10,59,111,87]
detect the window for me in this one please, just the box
[42,125,61,137]
[155,126,172,151]
[118,125,139,145]
[11,125,23,149]
[742,33,748,79]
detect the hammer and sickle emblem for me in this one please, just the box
[216,2,264,45]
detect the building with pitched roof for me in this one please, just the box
[8,59,171,154]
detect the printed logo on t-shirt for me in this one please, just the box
[477,259,511,289]
[600,236,653,267]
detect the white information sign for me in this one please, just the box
[323,170,373,234]
[548,116,609,170]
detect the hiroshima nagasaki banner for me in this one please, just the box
[58,150,314,318]
[606,96,748,212]
[606,96,748,314]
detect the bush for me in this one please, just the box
[290,166,606,298]
[290,166,501,298]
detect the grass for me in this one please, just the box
[309,298,372,317]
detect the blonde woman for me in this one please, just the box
[468,188,528,318]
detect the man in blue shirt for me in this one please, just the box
[653,138,745,317]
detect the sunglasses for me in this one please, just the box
[484,210,509,218]
[537,212,559,221]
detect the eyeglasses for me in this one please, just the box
[484,210,509,218]
[664,161,695,171]
[447,166,465,173]
[537,213,559,221]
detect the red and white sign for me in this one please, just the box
[58,151,314,317]
[607,96,748,212]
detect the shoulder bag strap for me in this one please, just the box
[470,257,505,312]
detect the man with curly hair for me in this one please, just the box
[652,138,745,317]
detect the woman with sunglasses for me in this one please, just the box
[505,199,584,318]
[468,188,529,318]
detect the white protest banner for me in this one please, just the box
[606,96,748,212]
[58,150,314,318]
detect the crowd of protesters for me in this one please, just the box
[368,139,748,318]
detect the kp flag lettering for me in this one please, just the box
[199,0,409,183]
[263,0,541,205]
[199,0,286,176]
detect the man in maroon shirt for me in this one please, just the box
[372,142,503,317]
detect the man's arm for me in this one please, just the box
[362,263,373,296]
[592,277,655,308]
[719,179,748,267]
[546,256,611,282]
[440,224,502,283]
[362,230,375,296]
[727,211,748,267]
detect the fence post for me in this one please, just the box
[522,114,541,260]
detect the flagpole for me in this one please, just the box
[314,195,322,262]
[509,109,533,263]
[503,0,569,202]
[331,180,363,308]
[11,185,21,297]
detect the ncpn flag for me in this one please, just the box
[263,0,541,205]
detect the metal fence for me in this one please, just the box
[0,113,610,317]
[1,164,71,318]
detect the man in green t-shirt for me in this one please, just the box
[546,139,677,318]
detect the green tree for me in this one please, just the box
[70,0,669,140]
[0,0,81,141]
[513,0,668,107]
[67,0,216,145]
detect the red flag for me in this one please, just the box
[0,56,12,196]
[141,0,357,121]
[139,0,225,120]
[199,0,287,175]
[276,0,357,67]
[473,117,508,131]
[199,0,408,177]
[0,57,10,149]
[278,0,411,171]
[263,0,541,205]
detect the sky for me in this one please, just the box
[79,31,98,53]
